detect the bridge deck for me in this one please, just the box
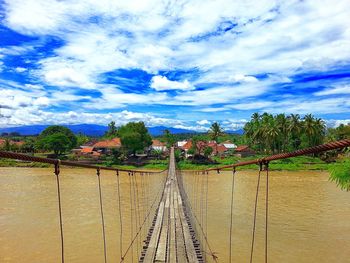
[140,148,202,263]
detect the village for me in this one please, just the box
[0,133,255,168]
[71,137,254,162]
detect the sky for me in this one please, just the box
[0,0,350,131]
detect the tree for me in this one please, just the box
[39,125,77,148]
[303,114,316,147]
[76,133,89,146]
[118,122,152,155]
[21,137,36,154]
[288,114,302,150]
[3,138,11,151]
[163,129,176,147]
[105,121,118,138]
[36,125,77,155]
[208,122,224,142]
[208,122,224,155]
[203,146,213,157]
[244,112,326,154]
[36,133,72,155]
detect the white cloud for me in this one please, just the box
[326,119,350,127]
[150,76,194,91]
[196,119,210,125]
[1,0,350,126]
[173,124,209,132]
[230,74,259,83]
[314,85,350,96]
[173,82,267,105]
[15,67,27,73]
[0,107,183,128]
[40,58,96,88]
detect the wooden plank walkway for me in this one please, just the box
[140,147,202,263]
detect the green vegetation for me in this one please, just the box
[163,129,176,147]
[327,124,350,141]
[329,159,350,191]
[76,133,89,146]
[119,121,152,155]
[244,113,326,153]
[104,121,118,138]
[36,125,77,156]
[1,118,349,193]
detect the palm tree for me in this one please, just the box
[208,122,224,155]
[304,114,316,147]
[266,123,280,153]
[276,113,288,152]
[288,114,302,150]
[313,118,326,145]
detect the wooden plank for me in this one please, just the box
[174,189,188,262]
[142,147,201,263]
[155,189,170,262]
[177,193,199,263]
[143,197,166,262]
[168,181,177,263]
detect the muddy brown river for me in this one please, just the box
[1,168,349,262]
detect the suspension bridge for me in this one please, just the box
[0,139,349,262]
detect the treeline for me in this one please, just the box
[244,113,350,154]
[0,121,153,157]
[244,113,325,153]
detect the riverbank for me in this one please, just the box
[0,155,342,171]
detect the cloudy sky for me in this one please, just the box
[0,0,349,131]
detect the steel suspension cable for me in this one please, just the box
[54,162,64,263]
[250,164,262,263]
[96,168,107,263]
[128,172,134,263]
[139,173,145,245]
[200,172,205,251]
[116,170,123,261]
[120,170,168,262]
[205,171,209,263]
[265,163,269,263]
[131,172,140,259]
[229,167,236,263]
[178,169,218,262]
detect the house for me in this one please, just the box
[81,147,95,155]
[177,140,187,147]
[179,140,193,158]
[222,140,237,149]
[0,139,25,149]
[234,145,255,157]
[93,137,122,154]
[214,144,228,156]
[80,140,98,148]
[151,139,167,152]
[205,141,228,156]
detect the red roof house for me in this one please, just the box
[151,139,167,151]
[234,145,255,157]
[93,137,122,154]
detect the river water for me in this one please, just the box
[0,168,349,262]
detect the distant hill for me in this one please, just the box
[147,126,197,136]
[0,124,108,137]
[226,129,244,135]
[0,124,199,137]
[0,124,244,137]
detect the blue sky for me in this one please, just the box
[0,0,349,131]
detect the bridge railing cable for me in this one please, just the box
[0,150,168,263]
[182,139,350,263]
[0,150,167,174]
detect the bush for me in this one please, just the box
[329,160,350,191]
